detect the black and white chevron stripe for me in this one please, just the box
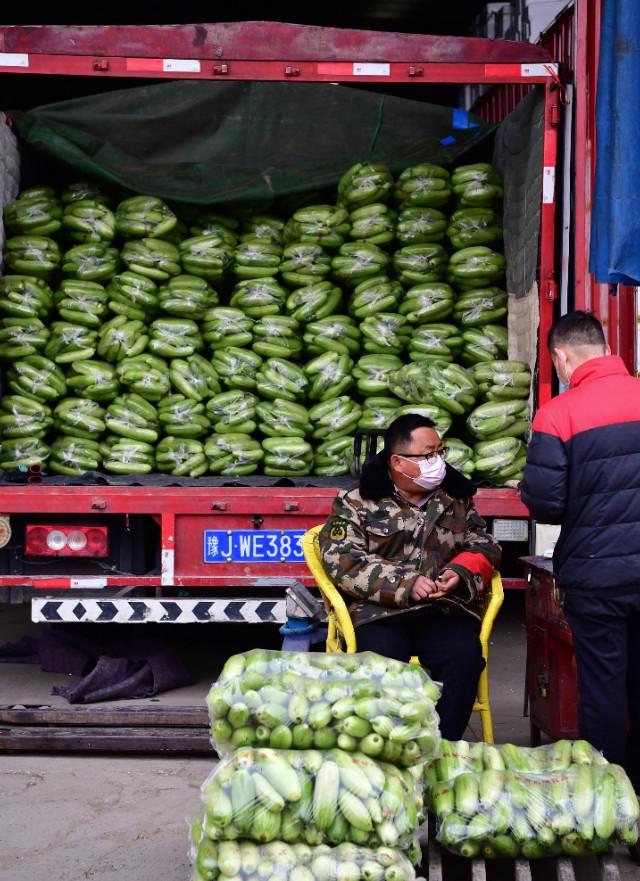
[32,598,286,624]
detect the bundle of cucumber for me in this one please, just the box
[433,763,639,859]
[190,835,423,881]
[0,160,528,481]
[197,746,423,853]
[207,650,441,767]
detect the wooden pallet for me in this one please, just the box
[422,824,622,881]
[0,704,212,752]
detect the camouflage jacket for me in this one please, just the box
[319,471,501,627]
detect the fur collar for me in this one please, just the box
[360,451,477,501]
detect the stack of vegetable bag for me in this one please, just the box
[0,158,531,484]
[190,650,440,881]
[426,739,639,859]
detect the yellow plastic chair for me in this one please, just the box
[301,523,504,743]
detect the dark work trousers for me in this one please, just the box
[355,608,485,740]
[563,591,640,791]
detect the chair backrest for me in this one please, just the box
[301,524,356,652]
[301,523,503,655]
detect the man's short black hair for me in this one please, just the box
[548,311,606,351]
[384,413,437,458]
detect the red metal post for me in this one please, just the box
[538,82,560,407]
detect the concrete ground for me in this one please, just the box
[0,594,637,880]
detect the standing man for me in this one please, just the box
[319,413,501,740]
[522,311,640,791]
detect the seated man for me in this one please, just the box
[319,413,501,739]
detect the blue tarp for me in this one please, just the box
[590,0,640,284]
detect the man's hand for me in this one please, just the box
[429,569,462,599]
[410,575,438,601]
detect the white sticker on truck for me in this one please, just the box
[543,166,556,204]
[162,59,201,73]
[353,63,390,76]
[0,53,29,67]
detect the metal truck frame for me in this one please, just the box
[0,20,559,623]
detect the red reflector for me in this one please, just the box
[25,524,108,557]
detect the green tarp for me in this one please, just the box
[11,80,492,204]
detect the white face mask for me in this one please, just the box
[399,454,446,491]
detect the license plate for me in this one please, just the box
[203,529,306,563]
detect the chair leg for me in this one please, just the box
[476,667,495,743]
[480,705,494,744]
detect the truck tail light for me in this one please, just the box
[25,524,108,557]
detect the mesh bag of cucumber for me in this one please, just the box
[191,650,441,881]
[1,163,528,483]
[426,738,640,859]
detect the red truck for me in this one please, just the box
[0,11,632,635]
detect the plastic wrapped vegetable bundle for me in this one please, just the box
[448,247,506,291]
[4,187,62,237]
[156,436,208,476]
[348,204,397,246]
[473,361,531,402]
[408,324,463,364]
[452,288,507,328]
[256,400,312,439]
[314,436,354,477]
[349,277,403,320]
[190,836,421,881]
[284,205,350,251]
[396,207,447,246]
[207,650,441,767]
[5,235,62,278]
[202,307,253,351]
[338,162,394,208]
[398,283,455,325]
[205,433,264,476]
[304,352,354,402]
[0,396,53,439]
[62,242,119,282]
[433,764,639,859]
[257,358,309,403]
[473,438,527,484]
[107,272,159,321]
[421,362,478,416]
[199,746,422,850]
[332,242,391,287]
[55,280,109,328]
[0,275,54,320]
[359,397,401,430]
[353,355,403,397]
[466,400,530,442]
[451,164,504,208]
[0,437,49,470]
[309,397,362,441]
[304,316,361,358]
[115,195,177,239]
[262,437,314,477]
[252,316,303,360]
[279,243,332,288]
[444,440,474,478]
[0,318,49,359]
[360,314,411,357]
[447,208,502,251]
[158,274,218,320]
[233,239,283,280]
[241,215,286,245]
[394,164,452,208]
[285,281,343,323]
[62,199,116,243]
